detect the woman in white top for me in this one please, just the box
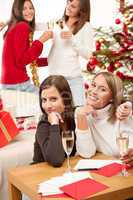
[75,72,133,166]
[48,0,94,106]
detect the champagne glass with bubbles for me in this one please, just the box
[47,19,55,30]
[62,130,74,173]
[116,130,129,176]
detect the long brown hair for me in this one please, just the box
[63,0,90,34]
[4,0,35,38]
[94,72,124,122]
[39,75,75,131]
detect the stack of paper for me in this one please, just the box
[38,171,109,199]
[38,171,91,196]
[74,159,122,171]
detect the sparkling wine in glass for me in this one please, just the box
[47,20,54,30]
[116,132,129,176]
[62,130,74,173]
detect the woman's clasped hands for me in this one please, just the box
[60,30,72,39]
[48,112,64,125]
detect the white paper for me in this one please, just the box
[74,159,122,170]
[38,171,92,196]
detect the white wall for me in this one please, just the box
[0,0,121,81]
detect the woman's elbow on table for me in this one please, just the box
[76,144,96,158]
[46,156,65,167]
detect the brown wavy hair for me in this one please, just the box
[4,0,35,38]
[39,75,75,131]
[63,0,90,34]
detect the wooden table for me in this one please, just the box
[8,154,133,200]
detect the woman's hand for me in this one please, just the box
[76,105,95,130]
[76,104,94,116]
[0,22,6,31]
[122,148,133,166]
[116,102,132,120]
[39,31,53,43]
[48,112,63,125]
[60,31,72,39]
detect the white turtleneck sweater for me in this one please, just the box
[48,22,94,78]
[75,105,133,158]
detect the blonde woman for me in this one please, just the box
[75,72,133,165]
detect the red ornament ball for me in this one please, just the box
[95,41,101,50]
[115,18,121,24]
[84,82,89,90]
[89,56,99,66]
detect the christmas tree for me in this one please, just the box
[85,0,133,102]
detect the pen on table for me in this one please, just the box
[77,168,98,171]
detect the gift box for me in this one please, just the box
[0,96,3,110]
[0,111,19,148]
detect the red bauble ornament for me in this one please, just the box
[107,63,115,73]
[123,23,128,35]
[115,61,123,68]
[89,56,99,66]
[115,18,121,24]
[95,41,101,50]
[84,82,89,90]
[87,62,95,71]
[116,71,125,79]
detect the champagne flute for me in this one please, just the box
[116,131,129,176]
[47,20,55,30]
[62,130,74,173]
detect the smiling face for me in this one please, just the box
[87,74,112,109]
[22,0,35,22]
[41,86,65,114]
[65,0,80,18]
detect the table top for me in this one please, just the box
[8,153,133,200]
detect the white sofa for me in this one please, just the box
[0,90,40,200]
[0,131,35,200]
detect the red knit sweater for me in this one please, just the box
[1,22,48,84]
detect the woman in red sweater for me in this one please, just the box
[0,0,53,92]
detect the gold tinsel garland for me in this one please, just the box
[29,32,40,87]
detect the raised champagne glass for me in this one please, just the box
[47,20,55,30]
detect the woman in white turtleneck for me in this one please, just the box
[75,72,133,166]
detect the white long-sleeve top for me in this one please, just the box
[75,105,133,158]
[48,22,94,78]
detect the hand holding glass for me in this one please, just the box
[62,130,74,173]
[116,132,129,176]
[47,20,54,30]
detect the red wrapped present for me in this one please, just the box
[0,96,3,110]
[0,111,19,148]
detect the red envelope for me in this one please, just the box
[92,162,122,177]
[60,178,109,200]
